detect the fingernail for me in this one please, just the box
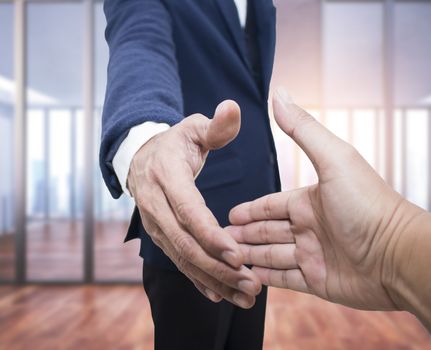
[205,289,221,303]
[221,250,240,267]
[276,87,294,105]
[238,280,257,295]
[233,293,251,309]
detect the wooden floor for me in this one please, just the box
[0,220,142,281]
[1,285,430,350]
[1,221,431,348]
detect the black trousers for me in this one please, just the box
[143,264,268,350]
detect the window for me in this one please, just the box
[393,2,431,209]
[26,3,84,281]
[0,3,15,281]
[4,0,431,283]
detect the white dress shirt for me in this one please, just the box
[113,0,248,196]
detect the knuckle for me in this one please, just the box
[264,245,274,268]
[259,221,270,243]
[281,270,289,287]
[285,194,294,218]
[176,255,187,272]
[263,196,272,218]
[200,227,217,247]
[282,221,293,241]
[242,245,251,262]
[174,235,195,261]
[210,262,228,282]
[175,202,194,227]
[211,280,225,294]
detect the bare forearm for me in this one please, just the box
[384,201,431,330]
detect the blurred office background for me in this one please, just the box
[1,0,431,349]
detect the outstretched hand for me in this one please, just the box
[227,89,414,311]
[129,100,261,309]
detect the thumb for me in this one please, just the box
[273,87,350,175]
[202,100,241,150]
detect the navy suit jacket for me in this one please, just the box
[100,0,281,270]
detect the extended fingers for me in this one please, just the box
[138,182,262,300]
[188,263,257,309]
[229,192,292,225]
[145,189,261,294]
[226,220,294,244]
[162,178,243,268]
[192,279,223,303]
[172,232,261,295]
[241,244,298,270]
[252,266,309,293]
[161,230,258,309]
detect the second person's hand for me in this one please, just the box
[227,89,424,311]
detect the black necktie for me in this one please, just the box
[244,0,263,93]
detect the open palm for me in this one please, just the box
[227,89,405,311]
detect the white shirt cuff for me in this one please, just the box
[113,121,171,197]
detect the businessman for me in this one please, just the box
[100,1,279,349]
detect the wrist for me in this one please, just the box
[112,122,171,197]
[127,130,167,197]
[127,142,149,198]
[127,144,146,198]
[382,198,431,326]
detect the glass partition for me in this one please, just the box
[0,4,16,281]
[26,3,84,281]
[271,0,322,190]
[324,2,384,108]
[272,0,322,106]
[394,2,431,209]
[2,0,431,284]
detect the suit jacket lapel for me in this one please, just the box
[214,0,250,70]
[215,0,277,98]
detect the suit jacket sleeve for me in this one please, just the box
[100,0,183,199]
